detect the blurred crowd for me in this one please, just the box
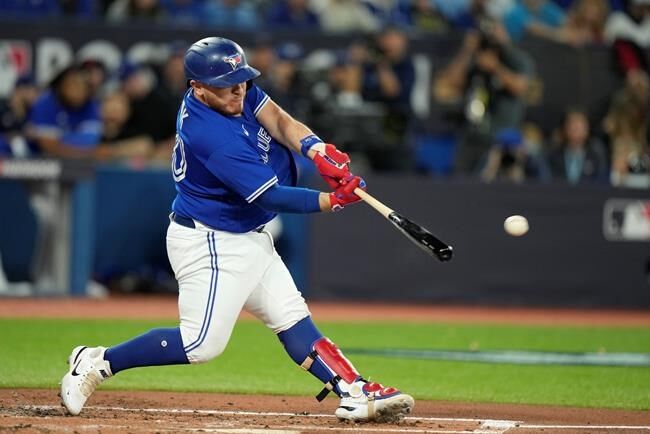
[0,0,649,188]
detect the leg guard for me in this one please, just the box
[305,337,361,401]
[278,316,362,401]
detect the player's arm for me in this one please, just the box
[256,99,323,157]
[256,99,352,187]
[255,177,365,213]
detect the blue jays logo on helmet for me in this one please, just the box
[224,53,242,70]
[184,37,260,88]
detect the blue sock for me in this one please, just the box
[277,317,336,387]
[104,327,189,374]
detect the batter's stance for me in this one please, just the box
[60,37,414,423]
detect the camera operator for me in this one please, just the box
[436,20,534,175]
[360,25,416,172]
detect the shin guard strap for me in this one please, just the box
[300,350,318,371]
[367,392,376,421]
[316,375,341,402]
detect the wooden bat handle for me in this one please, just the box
[354,188,394,218]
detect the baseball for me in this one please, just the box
[504,215,529,237]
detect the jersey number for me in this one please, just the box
[172,134,187,182]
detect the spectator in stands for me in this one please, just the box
[23,64,149,293]
[248,38,277,91]
[360,0,396,22]
[501,0,575,43]
[100,91,154,165]
[106,0,166,22]
[269,42,309,116]
[547,108,609,184]
[433,0,512,30]
[203,0,258,28]
[25,64,150,160]
[79,59,109,99]
[315,0,381,33]
[479,128,548,183]
[118,60,177,161]
[0,0,60,18]
[159,42,188,108]
[563,0,610,45]
[101,91,132,143]
[0,75,39,158]
[604,69,650,187]
[435,20,533,174]
[266,0,320,29]
[605,0,650,82]
[392,0,450,33]
[25,65,106,159]
[328,45,365,109]
[159,0,205,25]
[305,42,384,170]
[502,0,602,45]
[360,26,416,171]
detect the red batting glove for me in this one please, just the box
[313,143,352,189]
[329,175,366,211]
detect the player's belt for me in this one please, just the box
[170,212,197,229]
[170,212,265,233]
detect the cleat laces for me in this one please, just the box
[79,369,103,397]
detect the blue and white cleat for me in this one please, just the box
[60,346,112,415]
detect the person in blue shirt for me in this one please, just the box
[60,37,414,424]
[203,0,258,29]
[502,0,567,42]
[26,65,107,159]
[27,63,152,161]
[24,64,153,292]
[266,0,320,29]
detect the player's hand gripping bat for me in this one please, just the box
[354,188,453,262]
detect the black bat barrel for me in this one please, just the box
[388,212,453,262]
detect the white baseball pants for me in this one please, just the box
[166,220,310,363]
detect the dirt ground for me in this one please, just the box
[1,296,649,433]
[1,295,649,326]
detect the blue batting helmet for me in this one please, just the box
[184,37,260,88]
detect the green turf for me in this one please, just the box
[1,319,649,409]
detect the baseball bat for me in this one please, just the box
[354,188,453,262]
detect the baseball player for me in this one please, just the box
[60,37,414,423]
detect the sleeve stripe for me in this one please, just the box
[253,95,270,117]
[246,176,278,203]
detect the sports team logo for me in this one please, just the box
[223,53,242,70]
[603,199,650,241]
[0,40,32,98]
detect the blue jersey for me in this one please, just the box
[171,84,297,233]
[26,90,102,154]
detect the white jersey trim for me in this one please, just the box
[253,95,270,117]
[246,175,278,203]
